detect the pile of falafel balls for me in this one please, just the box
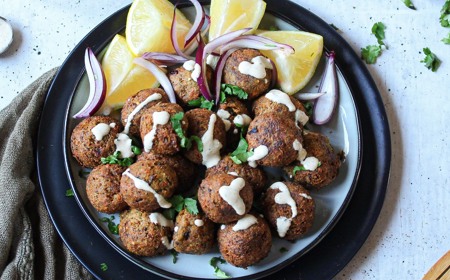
[70,48,342,269]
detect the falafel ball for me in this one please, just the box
[206,155,267,195]
[217,97,251,152]
[183,108,227,166]
[197,172,253,224]
[86,164,128,213]
[121,88,169,136]
[252,89,309,127]
[139,102,188,155]
[119,209,173,256]
[172,209,215,254]
[218,213,272,268]
[262,181,315,241]
[70,115,122,168]
[284,131,341,190]
[246,112,302,167]
[120,160,178,212]
[137,151,197,194]
[168,64,213,107]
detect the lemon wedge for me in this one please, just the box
[101,34,158,110]
[257,30,323,94]
[209,0,266,41]
[125,0,192,56]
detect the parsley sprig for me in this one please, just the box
[371,22,387,47]
[421,48,441,72]
[230,137,254,164]
[170,112,203,152]
[401,0,416,10]
[440,0,450,27]
[100,216,119,235]
[442,32,450,44]
[220,84,248,103]
[188,96,214,110]
[101,147,141,167]
[361,22,387,64]
[162,195,199,220]
[210,257,231,279]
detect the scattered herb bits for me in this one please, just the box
[401,0,416,10]
[65,189,74,197]
[361,45,382,64]
[371,22,387,47]
[279,247,289,253]
[101,151,134,167]
[442,32,450,44]
[100,263,108,271]
[210,257,231,279]
[421,48,441,72]
[100,216,119,235]
[440,0,450,27]
[171,250,179,264]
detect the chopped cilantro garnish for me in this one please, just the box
[100,216,119,235]
[220,84,248,102]
[401,0,416,10]
[187,96,214,110]
[65,189,74,197]
[440,0,450,27]
[371,22,387,47]
[100,263,108,271]
[171,250,178,264]
[303,101,313,116]
[210,257,231,279]
[293,165,306,175]
[230,136,254,164]
[442,32,450,44]
[101,151,134,167]
[421,48,441,72]
[131,145,141,155]
[164,195,199,218]
[361,45,382,64]
[171,113,203,152]
[279,247,289,253]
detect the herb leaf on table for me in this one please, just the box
[440,0,450,27]
[421,48,441,72]
[372,22,387,47]
[361,45,382,64]
[401,0,416,10]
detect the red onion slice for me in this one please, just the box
[134,57,177,103]
[184,0,205,47]
[73,47,106,119]
[195,36,213,101]
[141,52,188,65]
[170,6,194,60]
[294,92,326,101]
[313,51,339,125]
[214,48,237,104]
[204,28,252,56]
[220,35,295,55]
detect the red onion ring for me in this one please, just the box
[213,48,237,104]
[141,52,188,65]
[195,36,213,100]
[184,0,206,47]
[219,35,295,55]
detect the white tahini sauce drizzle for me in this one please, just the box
[227,171,239,177]
[174,226,179,232]
[247,145,269,168]
[295,109,309,126]
[220,225,226,230]
[123,93,162,134]
[233,114,252,127]
[265,89,296,112]
[238,56,273,79]
[300,193,313,200]
[270,182,297,238]
[217,109,231,131]
[219,177,246,215]
[183,60,201,82]
[91,123,115,141]
[149,212,174,228]
[232,214,258,231]
[201,114,223,168]
[143,111,170,152]
[161,236,173,250]
[114,133,134,158]
[194,219,204,227]
[292,140,320,171]
[123,169,172,208]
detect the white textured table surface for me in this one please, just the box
[1,0,449,279]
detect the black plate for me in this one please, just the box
[36,0,390,279]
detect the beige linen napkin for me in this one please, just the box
[0,68,92,280]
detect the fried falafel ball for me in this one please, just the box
[217,97,251,152]
[206,155,267,195]
[246,112,302,167]
[137,151,197,194]
[198,172,253,224]
[168,64,213,107]
[262,181,315,241]
[121,88,169,137]
[284,131,341,190]
[183,108,227,166]
[70,115,122,168]
[252,89,309,127]
[139,102,188,155]
[218,213,272,268]
[119,209,173,257]
[86,164,128,214]
[172,209,215,255]
[120,160,178,212]
[223,48,273,100]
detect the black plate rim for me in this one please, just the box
[36,1,390,279]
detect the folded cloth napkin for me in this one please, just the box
[0,68,92,280]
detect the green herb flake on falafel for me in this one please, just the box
[188,96,214,110]
[230,136,254,164]
[171,112,204,152]
[100,216,119,235]
[220,84,248,101]
[101,151,134,167]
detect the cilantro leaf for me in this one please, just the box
[421,47,441,72]
[171,113,203,152]
[100,216,119,235]
[166,195,199,216]
[279,247,289,253]
[440,0,450,27]
[101,151,134,167]
[187,96,214,110]
[162,208,176,220]
[303,101,313,116]
[171,250,178,264]
[401,0,416,10]
[293,165,306,175]
[220,84,248,101]
[100,263,108,271]
[169,195,185,212]
[210,257,230,279]
[361,45,382,64]
[131,145,142,155]
[371,22,387,47]
[442,32,450,44]
[230,136,254,164]
[65,189,74,197]
[190,135,203,152]
[184,198,199,215]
